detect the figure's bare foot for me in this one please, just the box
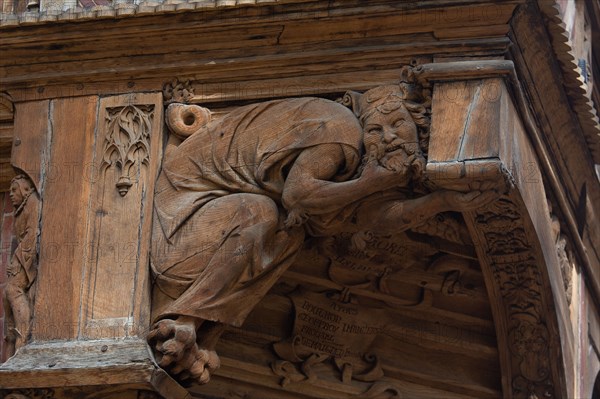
[147,317,221,384]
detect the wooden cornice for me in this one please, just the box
[0,0,519,92]
[510,1,600,311]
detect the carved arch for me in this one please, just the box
[421,62,569,399]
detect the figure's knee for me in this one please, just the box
[227,194,280,228]
[5,281,25,299]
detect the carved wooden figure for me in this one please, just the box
[3,174,40,356]
[148,67,498,385]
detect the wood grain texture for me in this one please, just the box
[0,1,517,90]
[80,92,162,339]
[10,100,49,193]
[510,3,600,309]
[0,339,191,399]
[32,96,97,341]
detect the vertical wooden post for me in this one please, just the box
[1,93,189,398]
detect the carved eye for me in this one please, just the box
[367,126,382,135]
[393,119,406,128]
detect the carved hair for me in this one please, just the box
[10,174,35,214]
[342,86,430,156]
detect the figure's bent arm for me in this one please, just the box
[353,190,497,234]
[281,144,401,218]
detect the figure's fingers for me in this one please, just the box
[461,191,481,202]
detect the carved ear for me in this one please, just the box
[340,90,363,117]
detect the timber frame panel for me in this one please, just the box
[0,1,598,398]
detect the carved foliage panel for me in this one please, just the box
[465,194,560,399]
[80,94,163,339]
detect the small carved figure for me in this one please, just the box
[148,72,496,384]
[3,174,40,356]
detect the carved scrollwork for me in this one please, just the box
[2,389,54,399]
[101,105,154,196]
[471,195,555,398]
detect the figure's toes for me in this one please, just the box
[188,349,221,384]
[189,358,207,382]
[161,338,186,358]
[198,368,211,384]
[158,353,176,368]
[173,324,196,346]
[205,350,220,371]
[170,350,197,375]
[148,319,176,343]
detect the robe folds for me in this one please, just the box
[151,98,364,325]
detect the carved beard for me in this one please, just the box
[376,142,426,182]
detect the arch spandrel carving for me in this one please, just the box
[145,64,514,399]
[148,62,570,399]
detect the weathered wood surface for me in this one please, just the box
[80,93,162,340]
[0,339,190,399]
[0,93,14,191]
[427,78,568,398]
[0,1,517,91]
[147,70,506,398]
[510,2,600,311]
[10,100,48,193]
[32,96,98,341]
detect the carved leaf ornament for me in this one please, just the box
[102,105,153,196]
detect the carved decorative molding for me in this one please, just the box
[101,105,154,196]
[468,195,556,399]
[271,290,401,398]
[149,64,511,391]
[2,389,54,399]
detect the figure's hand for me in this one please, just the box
[441,190,498,212]
[7,259,19,276]
[284,208,309,229]
[360,154,409,190]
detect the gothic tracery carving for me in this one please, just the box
[102,105,153,196]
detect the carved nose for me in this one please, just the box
[383,130,398,143]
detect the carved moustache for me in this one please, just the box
[378,142,426,180]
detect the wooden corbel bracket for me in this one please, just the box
[421,62,570,399]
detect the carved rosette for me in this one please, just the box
[469,195,557,398]
[163,77,195,104]
[101,105,154,196]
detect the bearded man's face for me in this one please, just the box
[362,104,426,181]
